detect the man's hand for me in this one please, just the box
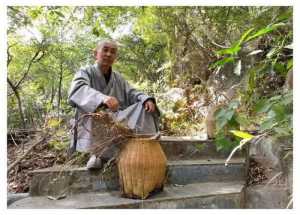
[104,96,119,112]
[144,100,155,112]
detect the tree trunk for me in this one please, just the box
[50,77,56,108]
[57,61,63,118]
[7,78,26,128]
[7,46,45,128]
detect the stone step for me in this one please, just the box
[7,192,29,206]
[29,158,246,196]
[9,181,245,209]
[160,136,245,160]
[167,158,246,185]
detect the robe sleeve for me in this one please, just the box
[122,78,155,105]
[68,68,109,113]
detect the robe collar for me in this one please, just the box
[93,63,114,92]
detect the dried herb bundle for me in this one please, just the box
[78,111,134,158]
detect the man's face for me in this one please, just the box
[95,42,117,68]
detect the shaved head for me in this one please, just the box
[95,39,118,52]
[94,39,118,72]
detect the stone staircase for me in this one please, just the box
[8,136,248,209]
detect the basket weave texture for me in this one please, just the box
[117,137,167,199]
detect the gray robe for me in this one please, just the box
[68,63,159,153]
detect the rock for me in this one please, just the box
[247,136,293,208]
[245,185,289,208]
[162,88,185,102]
[7,192,29,206]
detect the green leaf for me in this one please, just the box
[211,57,234,68]
[276,9,292,22]
[245,23,285,42]
[269,95,282,102]
[227,115,239,128]
[254,99,273,113]
[216,115,228,130]
[267,109,276,119]
[48,139,68,151]
[215,135,232,151]
[287,59,293,70]
[229,130,254,139]
[215,109,235,130]
[28,8,42,19]
[238,28,255,45]
[271,104,286,121]
[260,118,276,131]
[54,10,65,18]
[215,28,254,57]
[215,108,226,119]
[281,91,293,105]
[216,102,238,122]
[92,27,100,36]
[273,62,286,75]
[215,132,238,152]
[216,44,241,56]
[47,118,61,128]
[225,109,235,120]
[228,100,240,110]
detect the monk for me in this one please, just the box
[68,40,159,169]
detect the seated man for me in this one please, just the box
[68,39,159,169]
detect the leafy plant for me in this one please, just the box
[212,22,289,69]
[213,100,241,151]
[254,90,292,137]
[210,8,292,151]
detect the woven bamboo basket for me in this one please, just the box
[117,137,167,199]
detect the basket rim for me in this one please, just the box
[129,132,160,140]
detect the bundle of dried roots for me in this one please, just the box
[78,111,134,158]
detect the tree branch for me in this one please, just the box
[7,43,17,67]
[14,48,43,90]
[8,134,46,172]
[7,77,16,92]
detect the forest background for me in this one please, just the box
[5,6,294,193]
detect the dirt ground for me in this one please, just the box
[7,130,92,193]
[7,138,68,193]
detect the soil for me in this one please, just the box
[7,138,67,193]
[247,158,268,185]
[7,134,89,193]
